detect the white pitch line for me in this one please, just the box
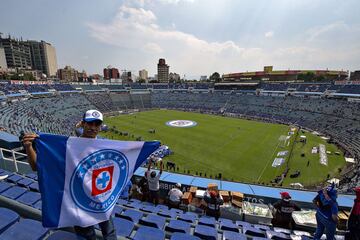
[256,138,283,182]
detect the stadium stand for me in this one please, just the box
[0,81,359,239]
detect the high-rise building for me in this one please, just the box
[0,36,58,77]
[57,66,79,82]
[0,36,32,69]
[103,66,120,79]
[28,40,58,77]
[139,69,148,81]
[0,47,7,71]
[157,58,169,82]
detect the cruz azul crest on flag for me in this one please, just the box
[70,149,128,213]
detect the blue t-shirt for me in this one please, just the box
[316,193,338,221]
[119,181,132,199]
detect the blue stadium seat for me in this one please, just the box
[273,227,291,235]
[222,231,247,240]
[139,214,166,229]
[0,208,20,234]
[113,217,134,237]
[194,225,218,240]
[140,204,159,213]
[6,174,23,184]
[155,204,169,211]
[118,209,143,223]
[157,209,177,218]
[129,198,141,204]
[47,231,85,240]
[266,230,291,240]
[169,208,183,215]
[178,212,197,223]
[116,198,129,205]
[17,178,34,187]
[113,206,123,217]
[1,186,27,200]
[242,226,266,238]
[25,173,38,181]
[235,220,251,229]
[0,181,12,193]
[124,201,141,209]
[33,201,42,210]
[198,216,216,227]
[29,182,39,192]
[253,224,271,232]
[170,232,200,240]
[133,226,165,240]
[165,219,191,234]
[16,191,41,206]
[219,219,239,233]
[0,218,48,240]
[292,230,312,237]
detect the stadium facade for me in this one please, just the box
[222,66,348,82]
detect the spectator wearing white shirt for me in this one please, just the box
[146,160,163,205]
[168,183,183,209]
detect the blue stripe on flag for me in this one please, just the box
[36,133,68,228]
[135,141,161,170]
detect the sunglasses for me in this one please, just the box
[85,120,102,127]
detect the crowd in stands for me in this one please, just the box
[1,88,360,239]
[1,81,360,95]
[0,89,360,193]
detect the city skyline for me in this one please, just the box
[1,0,359,78]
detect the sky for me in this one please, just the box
[1,0,359,79]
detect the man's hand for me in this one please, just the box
[75,121,83,129]
[22,133,38,149]
[22,133,38,171]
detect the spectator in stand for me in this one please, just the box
[146,160,163,205]
[119,180,133,201]
[313,184,338,240]
[271,192,301,229]
[138,172,149,202]
[168,183,183,209]
[347,187,360,240]
[22,110,117,240]
[203,190,223,220]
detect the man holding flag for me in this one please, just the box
[22,110,159,240]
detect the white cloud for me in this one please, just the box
[158,0,195,4]
[265,31,274,38]
[87,6,264,74]
[87,5,360,75]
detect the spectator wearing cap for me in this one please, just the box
[203,190,224,220]
[313,184,339,240]
[347,187,360,240]
[146,160,163,205]
[168,183,183,209]
[22,110,117,240]
[271,192,301,229]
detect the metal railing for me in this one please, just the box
[0,147,29,173]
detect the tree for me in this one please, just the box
[138,79,146,83]
[209,72,221,82]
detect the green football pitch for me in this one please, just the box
[100,109,346,187]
